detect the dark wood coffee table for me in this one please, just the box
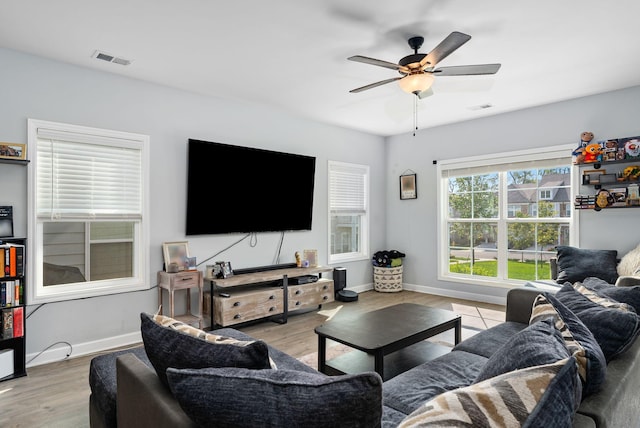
[314,303,461,381]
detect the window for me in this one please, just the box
[438,145,575,286]
[328,161,369,264]
[27,119,149,303]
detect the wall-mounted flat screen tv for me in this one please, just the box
[186,139,316,235]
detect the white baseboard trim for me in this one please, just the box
[26,331,142,368]
[348,282,506,306]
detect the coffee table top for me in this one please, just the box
[314,303,460,353]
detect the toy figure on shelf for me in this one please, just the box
[295,251,302,267]
[582,142,603,163]
[572,131,594,164]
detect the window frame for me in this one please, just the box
[328,160,370,264]
[437,144,578,288]
[27,119,150,304]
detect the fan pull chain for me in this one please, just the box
[413,94,418,136]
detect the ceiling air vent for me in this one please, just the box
[92,50,132,66]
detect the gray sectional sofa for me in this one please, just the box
[89,284,640,428]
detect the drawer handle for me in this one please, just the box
[234,314,241,319]
[233,302,240,307]
[181,277,194,281]
[322,285,328,290]
[295,290,301,295]
[323,296,328,301]
[295,301,301,306]
[268,295,275,300]
[269,307,275,312]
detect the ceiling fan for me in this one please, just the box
[348,31,501,99]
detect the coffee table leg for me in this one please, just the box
[374,351,384,379]
[317,335,327,373]
[454,318,462,345]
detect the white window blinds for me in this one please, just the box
[329,162,368,214]
[36,126,144,220]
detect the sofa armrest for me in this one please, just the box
[505,288,544,324]
[116,353,196,428]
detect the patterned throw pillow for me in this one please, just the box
[555,283,640,361]
[581,276,640,313]
[530,293,606,397]
[398,358,580,428]
[166,367,383,428]
[140,312,272,388]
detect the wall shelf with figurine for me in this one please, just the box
[573,133,640,211]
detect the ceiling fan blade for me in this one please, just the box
[349,77,402,93]
[348,55,408,72]
[417,87,434,100]
[433,63,501,76]
[419,31,471,68]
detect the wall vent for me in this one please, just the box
[468,103,493,111]
[92,50,132,66]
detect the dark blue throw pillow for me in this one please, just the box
[582,276,640,314]
[530,293,606,397]
[474,318,571,383]
[167,367,383,428]
[555,283,640,361]
[555,246,618,284]
[140,313,272,388]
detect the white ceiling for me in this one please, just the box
[2,0,640,137]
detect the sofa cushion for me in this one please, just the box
[140,313,272,388]
[382,350,488,416]
[530,293,606,397]
[618,243,640,276]
[581,276,640,314]
[555,283,640,361]
[397,357,581,428]
[474,317,571,383]
[451,321,526,358]
[555,245,618,284]
[166,367,383,428]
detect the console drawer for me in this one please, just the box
[288,280,334,311]
[214,287,284,326]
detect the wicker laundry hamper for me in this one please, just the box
[373,265,403,292]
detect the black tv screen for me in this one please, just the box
[186,139,316,235]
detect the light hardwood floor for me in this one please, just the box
[0,290,505,428]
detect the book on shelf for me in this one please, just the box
[12,306,23,338]
[1,308,13,339]
[0,242,24,278]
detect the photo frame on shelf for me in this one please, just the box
[582,169,606,185]
[162,241,190,272]
[400,173,417,200]
[303,249,318,267]
[0,143,27,161]
[215,261,233,278]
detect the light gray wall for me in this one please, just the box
[0,48,386,364]
[386,86,640,302]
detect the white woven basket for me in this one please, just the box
[373,265,403,292]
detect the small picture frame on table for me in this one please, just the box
[400,173,417,200]
[0,143,27,161]
[582,169,606,185]
[303,249,318,267]
[163,241,190,272]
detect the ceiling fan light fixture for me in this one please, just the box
[398,73,434,95]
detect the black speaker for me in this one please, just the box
[334,267,346,291]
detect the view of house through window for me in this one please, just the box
[28,118,148,303]
[440,147,573,285]
[328,161,369,263]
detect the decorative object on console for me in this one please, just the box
[303,249,317,267]
[162,241,189,272]
[215,261,233,278]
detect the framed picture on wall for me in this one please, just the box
[162,241,190,271]
[400,173,417,200]
[0,143,27,161]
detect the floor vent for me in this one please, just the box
[92,50,132,66]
